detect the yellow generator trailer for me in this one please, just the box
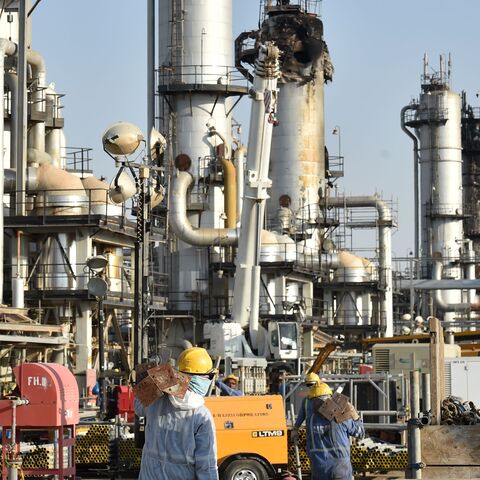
[206,394,288,479]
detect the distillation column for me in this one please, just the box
[157,0,241,313]
[259,6,332,233]
[409,57,465,324]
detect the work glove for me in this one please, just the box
[290,427,299,444]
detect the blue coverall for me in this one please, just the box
[295,397,365,480]
[215,380,243,396]
[134,392,218,479]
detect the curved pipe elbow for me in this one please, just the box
[327,195,392,223]
[169,171,238,247]
[432,261,471,313]
[27,49,46,76]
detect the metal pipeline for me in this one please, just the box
[432,261,471,312]
[169,170,238,246]
[45,85,63,167]
[401,104,420,259]
[0,39,18,304]
[407,370,423,479]
[147,0,155,162]
[326,196,393,336]
[234,145,247,220]
[220,157,237,228]
[208,127,237,227]
[27,49,47,155]
[5,73,18,170]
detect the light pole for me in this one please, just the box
[101,122,166,368]
[332,125,341,158]
[86,255,109,416]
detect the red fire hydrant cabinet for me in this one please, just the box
[0,363,79,479]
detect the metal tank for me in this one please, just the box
[461,92,480,254]
[34,164,88,290]
[410,57,464,323]
[81,175,122,217]
[157,0,242,308]
[257,7,332,231]
[333,251,371,326]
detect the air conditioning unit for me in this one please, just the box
[372,343,461,374]
[444,357,480,405]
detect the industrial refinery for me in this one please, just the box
[1,1,480,479]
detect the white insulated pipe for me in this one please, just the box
[432,261,471,313]
[234,145,247,221]
[0,39,18,305]
[5,73,18,170]
[45,85,63,167]
[327,196,393,336]
[169,170,238,246]
[26,49,46,155]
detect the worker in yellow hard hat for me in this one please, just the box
[304,371,321,387]
[291,382,364,480]
[135,347,219,480]
[215,373,243,397]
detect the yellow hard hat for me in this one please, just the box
[305,372,320,385]
[308,382,333,398]
[224,374,239,383]
[177,347,214,374]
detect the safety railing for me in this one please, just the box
[260,0,322,18]
[64,147,93,174]
[156,64,248,89]
[6,187,134,231]
[404,106,448,124]
[326,154,344,182]
[425,202,463,217]
[6,260,168,300]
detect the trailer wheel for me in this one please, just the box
[222,458,269,480]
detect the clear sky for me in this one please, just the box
[33,0,480,259]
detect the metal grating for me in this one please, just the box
[373,349,390,372]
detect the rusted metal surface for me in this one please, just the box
[441,396,480,425]
[133,363,190,407]
[421,425,480,466]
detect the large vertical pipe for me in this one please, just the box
[234,146,246,220]
[27,50,46,154]
[421,372,431,413]
[0,40,18,304]
[401,104,420,260]
[16,0,27,216]
[5,74,18,170]
[147,0,155,161]
[407,370,422,479]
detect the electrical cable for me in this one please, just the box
[28,0,42,17]
[0,0,6,23]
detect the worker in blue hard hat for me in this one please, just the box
[215,374,243,396]
[134,347,218,480]
[291,382,364,480]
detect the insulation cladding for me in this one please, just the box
[157,0,234,169]
[157,0,236,305]
[461,93,480,254]
[259,12,333,230]
[415,74,464,317]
